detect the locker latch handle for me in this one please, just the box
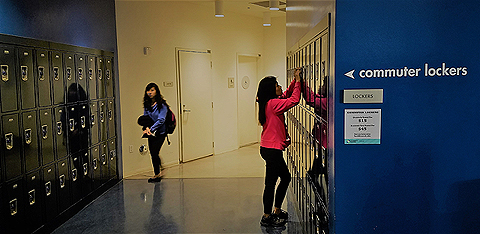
[91,114,96,126]
[21,66,28,81]
[81,116,86,128]
[106,69,110,80]
[93,158,98,170]
[28,189,36,205]
[88,68,93,80]
[9,199,17,216]
[110,150,115,161]
[24,128,32,145]
[59,175,65,189]
[72,168,78,181]
[45,181,52,196]
[5,132,13,150]
[53,67,59,80]
[69,119,75,132]
[78,67,83,80]
[108,110,112,121]
[101,153,106,165]
[38,66,45,81]
[98,69,102,80]
[83,163,88,175]
[56,122,62,135]
[100,112,104,123]
[1,65,8,82]
[66,67,72,80]
[42,125,48,139]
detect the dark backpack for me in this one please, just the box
[165,108,176,145]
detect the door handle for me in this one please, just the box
[183,104,191,113]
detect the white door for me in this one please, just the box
[237,55,259,147]
[178,49,213,162]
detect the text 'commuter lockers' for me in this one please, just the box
[345,109,381,144]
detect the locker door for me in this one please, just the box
[67,105,80,154]
[4,179,25,233]
[105,57,114,98]
[64,53,77,104]
[2,114,22,181]
[18,47,36,110]
[36,49,51,107]
[99,142,108,183]
[90,146,101,190]
[70,153,82,204]
[76,54,87,102]
[57,158,71,212]
[54,106,68,159]
[89,102,99,145]
[39,108,54,165]
[107,99,115,139]
[108,138,117,179]
[99,101,107,142]
[51,51,65,105]
[25,170,43,233]
[80,150,92,196]
[86,56,97,100]
[97,57,106,99]
[22,111,39,173]
[0,45,18,112]
[78,103,89,151]
[0,185,5,233]
[42,162,58,223]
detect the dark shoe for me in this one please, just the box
[260,214,286,227]
[147,177,162,183]
[272,209,288,221]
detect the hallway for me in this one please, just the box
[51,144,302,234]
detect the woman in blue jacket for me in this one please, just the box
[143,83,168,182]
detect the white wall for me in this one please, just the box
[116,1,286,177]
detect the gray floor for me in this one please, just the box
[51,178,301,234]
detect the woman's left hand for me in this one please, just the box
[144,127,152,135]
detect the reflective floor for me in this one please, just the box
[52,144,302,234]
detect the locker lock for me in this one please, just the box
[38,66,45,81]
[106,69,110,80]
[78,67,83,80]
[98,69,102,80]
[93,158,98,170]
[108,110,112,120]
[81,116,86,128]
[91,114,96,126]
[28,189,36,205]
[9,199,17,216]
[88,68,93,80]
[21,66,28,81]
[25,128,32,145]
[72,168,78,182]
[69,119,75,132]
[53,67,59,80]
[101,153,106,165]
[1,65,8,81]
[100,112,104,123]
[83,163,88,176]
[5,133,13,150]
[59,175,65,189]
[45,181,52,196]
[56,122,63,135]
[42,125,48,139]
[66,67,72,80]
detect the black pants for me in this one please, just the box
[260,147,291,214]
[148,134,166,175]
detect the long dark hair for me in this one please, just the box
[256,76,278,125]
[143,82,168,110]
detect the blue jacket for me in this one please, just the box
[144,103,168,135]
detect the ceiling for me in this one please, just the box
[115,0,287,18]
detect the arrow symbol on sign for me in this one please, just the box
[345,69,355,79]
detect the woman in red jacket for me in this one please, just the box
[256,68,301,227]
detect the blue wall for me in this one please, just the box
[335,0,480,233]
[0,0,116,52]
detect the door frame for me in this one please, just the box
[236,53,261,148]
[175,47,213,163]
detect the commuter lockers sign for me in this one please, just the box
[0,34,118,233]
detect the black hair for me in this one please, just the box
[143,82,168,110]
[256,76,278,125]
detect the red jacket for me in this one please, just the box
[260,79,301,150]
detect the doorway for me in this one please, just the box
[237,54,260,147]
[177,49,214,162]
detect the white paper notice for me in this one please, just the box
[344,109,381,144]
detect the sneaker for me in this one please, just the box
[260,214,286,227]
